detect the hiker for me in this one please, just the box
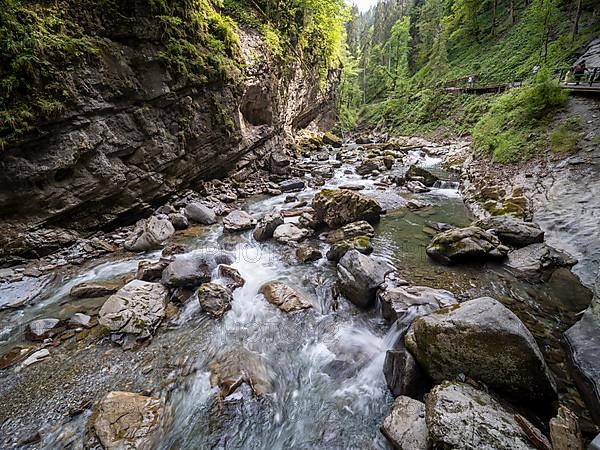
[467,75,475,88]
[573,60,586,85]
[532,64,541,76]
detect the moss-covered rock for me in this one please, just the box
[426,226,509,265]
[312,189,383,229]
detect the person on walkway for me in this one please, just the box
[573,60,586,85]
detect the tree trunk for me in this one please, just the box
[572,0,582,40]
[509,0,516,25]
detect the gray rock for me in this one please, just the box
[312,189,383,228]
[337,250,393,308]
[506,243,578,282]
[378,285,457,324]
[381,396,431,450]
[161,254,212,288]
[91,391,166,450]
[198,283,233,318]
[185,202,217,225]
[272,223,311,243]
[383,347,427,399]
[473,216,544,247]
[426,226,509,265]
[564,309,600,423]
[279,178,306,192]
[253,212,284,241]
[326,236,373,262]
[124,216,175,252]
[209,350,271,397]
[405,297,557,402]
[27,318,61,341]
[168,212,189,230]
[98,280,168,338]
[296,244,322,263]
[425,382,537,450]
[68,313,92,328]
[406,165,438,187]
[356,159,381,176]
[70,281,121,298]
[260,281,312,312]
[223,210,255,232]
[325,220,375,243]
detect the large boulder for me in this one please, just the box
[337,250,393,308]
[185,202,217,225]
[406,165,439,187]
[272,223,311,244]
[91,391,166,450]
[425,382,537,450]
[312,189,383,228]
[124,215,175,252]
[253,212,284,241]
[198,283,233,318]
[506,243,578,282]
[98,280,168,338]
[223,210,255,232]
[161,254,212,288]
[426,226,509,265]
[378,285,457,324]
[405,297,557,402]
[473,216,544,247]
[259,281,312,312]
[381,396,431,450]
[325,220,375,243]
[564,309,600,423]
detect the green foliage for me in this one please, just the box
[472,69,568,162]
[550,116,582,155]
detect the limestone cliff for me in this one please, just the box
[0,14,338,263]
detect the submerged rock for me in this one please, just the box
[312,189,383,228]
[198,283,233,318]
[223,210,255,232]
[98,280,168,338]
[337,250,393,308]
[381,396,431,450]
[124,215,175,252]
[473,216,544,247]
[185,202,217,225]
[405,297,557,402]
[70,281,121,298]
[259,281,312,312]
[426,226,509,265]
[253,212,284,241]
[91,391,166,450]
[425,382,537,450]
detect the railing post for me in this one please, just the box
[590,68,598,86]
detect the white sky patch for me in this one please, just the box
[348,0,379,12]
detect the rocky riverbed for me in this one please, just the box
[0,134,598,449]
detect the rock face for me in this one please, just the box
[185,203,217,225]
[198,283,233,318]
[0,20,338,263]
[98,280,168,338]
[223,210,255,232]
[337,250,393,308]
[425,382,537,450]
[91,391,165,450]
[381,396,431,450]
[426,226,509,265]
[253,212,284,241]
[161,254,212,288]
[124,216,175,252]
[506,243,578,281]
[564,309,600,422]
[312,189,383,228]
[259,281,312,312]
[405,297,557,402]
[473,216,544,247]
[378,285,457,324]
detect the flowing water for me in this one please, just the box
[0,144,595,448]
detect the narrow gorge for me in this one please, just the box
[0,1,599,449]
